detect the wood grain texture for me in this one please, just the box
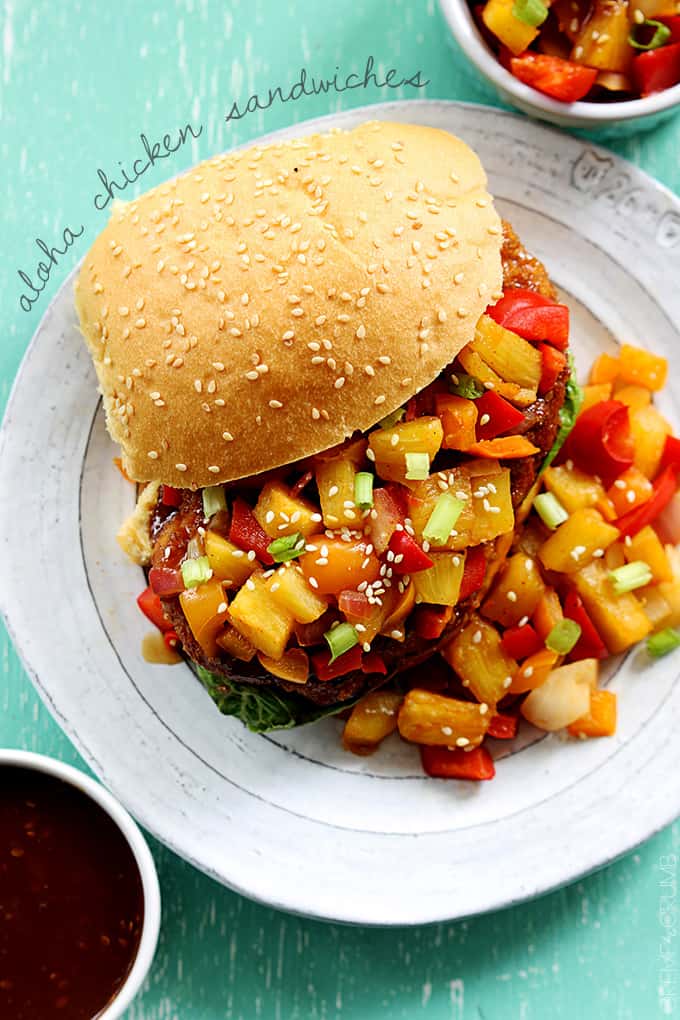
[1,1,679,1016]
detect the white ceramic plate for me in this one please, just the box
[2,101,680,925]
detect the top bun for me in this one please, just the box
[75,121,503,489]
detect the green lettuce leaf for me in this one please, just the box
[540,355,583,474]
[195,665,359,733]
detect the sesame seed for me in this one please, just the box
[175,463,187,472]
[269,399,283,409]
[147,450,159,460]
[374,395,386,406]
[472,629,482,644]
[208,465,220,474]
[456,737,470,748]
[480,414,490,426]
[507,590,518,603]
[334,377,345,389]
[245,370,259,381]
[479,703,489,715]
[308,576,319,589]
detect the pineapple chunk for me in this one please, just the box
[228,573,294,660]
[457,346,536,407]
[481,552,545,627]
[253,481,322,539]
[205,530,256,588]
[638,585,673,632]
[413,552,465,606]
[624,526,672,583]
[657,545,680,629]
[442,616,518,707]
[315,457,359,528]
[469,466,515,544]
[543,464,606,514]
[266,565,328,624]
[398,689,490,748]
[408,471,473,550]
[572,560,651,654]
[472,315,543,391]
[368,417,443,486]
[538,508,619,574]
[571,0,631,73]
[343,691,403,755]
[629,405,672,479]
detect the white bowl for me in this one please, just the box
[439,0,680,134]
[0,750,160,1018]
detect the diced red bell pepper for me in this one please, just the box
[137,585,172,632]
[657,16,680,44]
[229,497,274,565]
[388,530,434,575]
[659,434,680,475]
[488,288,570,350]
[164,630,180,651]
[563,590,608,661]
[475,390,525,441]
[161,485,182,507]
[633,42,680,97]
[501,622,543,660]
[361,650,388,676]
[615,465,678,538]
[539,344,568,396]
[489,288,552,322]
[557,400,634,488]
[414,604,454,641]
[487,713,519,740]
[458,545,487,602]
[311,644,363,682]
[148,565,185,597]
[420,745,496,781]
[510,53,598,103]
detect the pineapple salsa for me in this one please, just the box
[137,295,680,781]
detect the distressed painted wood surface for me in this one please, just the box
[1,1,679,1016]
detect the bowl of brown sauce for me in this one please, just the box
[0,750,161,1019]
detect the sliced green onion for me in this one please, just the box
[629,18,671,50]
[423,492,466,545]
[545,619,582,655]
[378,407,406,429]
[202,485,227,518]
[449,372,484,399]
[534,492,569,530]
[267,532,306,563]
[512,0,548,26]
[324,621,359,663]
[647,628,680,658]
[181,556,213,588]
[405,452,430,480]
[609,561,653,595]
[354,472,375,510]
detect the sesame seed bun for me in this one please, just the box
[75,120,503,489]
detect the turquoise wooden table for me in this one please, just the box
[2,2,679,1017]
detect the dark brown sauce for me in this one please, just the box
[0,766,144,1019]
